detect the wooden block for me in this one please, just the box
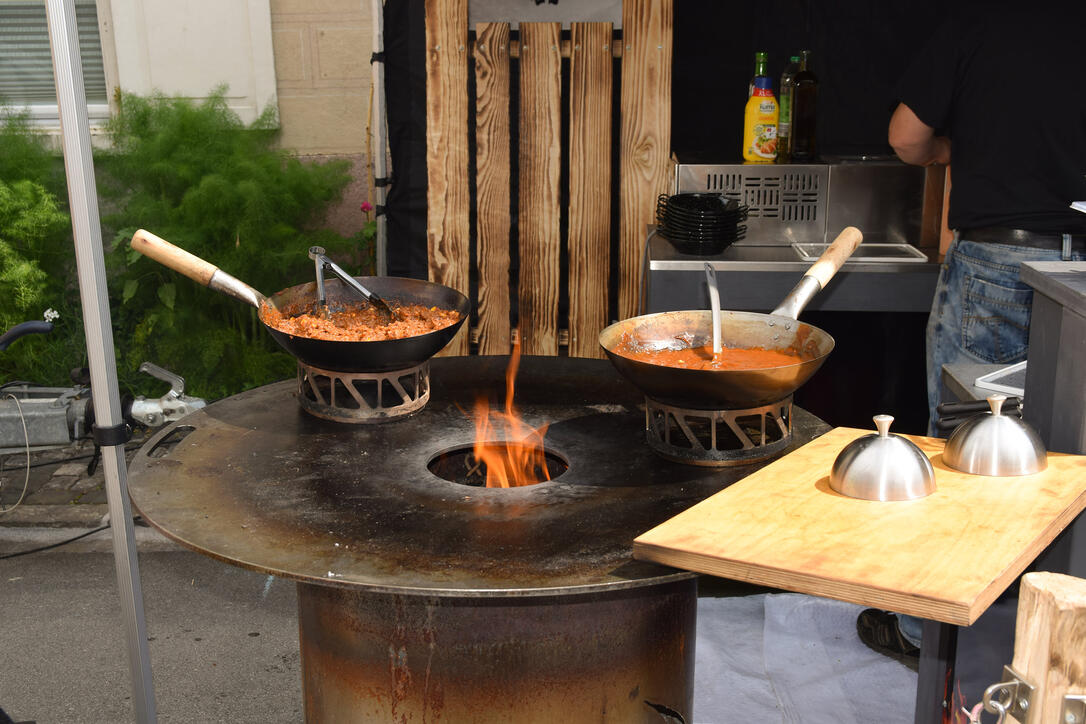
[567,22,612,359]
[634,427,1086,626]
[939,166,953,260]
[1009,572,1086,724]
[919,165,946,251]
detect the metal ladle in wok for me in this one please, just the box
[130,229,469,372]
[599,226,863,409]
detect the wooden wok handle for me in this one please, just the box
[806,226,863,289]
[131,229,219,286]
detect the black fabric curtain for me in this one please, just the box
[384,0,429,279]
[381,0,945,275]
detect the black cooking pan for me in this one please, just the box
[131,229,469,372]
[599,227,863,409]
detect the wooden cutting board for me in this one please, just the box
[634,427,1086,626]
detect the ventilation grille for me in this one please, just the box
[675,164,828,245]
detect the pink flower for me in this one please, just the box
[361,201,374,213]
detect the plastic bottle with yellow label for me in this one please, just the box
[742,52,779,164]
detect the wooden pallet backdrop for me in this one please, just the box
[424,0,672,357]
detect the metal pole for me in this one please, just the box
[44,1,157,721]
[371,0,389,276]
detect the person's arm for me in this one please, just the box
[888,103,951,167]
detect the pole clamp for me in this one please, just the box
[92,422,132,447]
[1064,695,1086,724]
[982,665,1034,723]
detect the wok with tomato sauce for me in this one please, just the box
[599,309,834,410]
[612,334,806,371]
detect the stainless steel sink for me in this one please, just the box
[792,242,929,263]
[648,233,934,272]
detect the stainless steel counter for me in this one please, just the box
[645,233,941,313]
[942,363,1009,403]
[1021,261,1086,456]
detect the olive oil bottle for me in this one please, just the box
[742,52,779,164]
[777,55,800,163]
[791,50,818,162]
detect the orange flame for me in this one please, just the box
[472,340,551,487]
[944,679,979,724]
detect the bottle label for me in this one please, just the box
[748,124,778,159]
[744,84,778,162]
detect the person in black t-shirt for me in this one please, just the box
[892,2,1086,438]
[857,0,1086,665]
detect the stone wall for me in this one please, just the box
[270,0,374,239]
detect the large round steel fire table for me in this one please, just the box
[128,356,828,722]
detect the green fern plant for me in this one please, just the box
[0,108,84,386]
[96,89,362,399]
[0,177,86,385]
[1,90,369,400]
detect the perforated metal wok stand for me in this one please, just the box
[296,361,430,422]
[646,396,793,466]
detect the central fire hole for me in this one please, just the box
[428,443,569,488]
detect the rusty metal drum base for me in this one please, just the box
[297,578,696,723]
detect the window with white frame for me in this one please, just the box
[1,0,278,129]
[0,0,111,125]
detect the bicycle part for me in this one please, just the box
[0,321,54,351]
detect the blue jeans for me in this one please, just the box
[902,236,1085,646]
[898,612,923,648]
[925,237,1086,435]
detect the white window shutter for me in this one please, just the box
[0,0,109,123]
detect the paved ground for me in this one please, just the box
[1,547,302,724]
[0,436,147,530]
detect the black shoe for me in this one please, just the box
[856,608,920,671]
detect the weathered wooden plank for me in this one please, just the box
[504,37,623,59]
[567,23,613,359]
[474,22,512,356]
[618,0,672,320]
[517,22,562,356]
[424,0,470,355]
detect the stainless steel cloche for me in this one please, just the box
[829,415,936,501]
[943,395,1047,476]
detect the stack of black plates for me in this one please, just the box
[656,193,747,255]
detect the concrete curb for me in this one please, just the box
[0,522,179,555]
[0,503,109,528]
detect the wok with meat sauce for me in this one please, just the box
[599,227,862,409]
[131,229,469,372]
